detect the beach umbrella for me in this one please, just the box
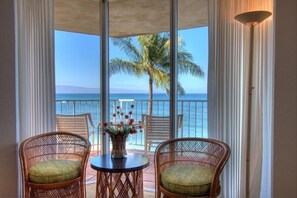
[54,0,208,38]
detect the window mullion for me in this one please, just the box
[169,0,178,138]
[100,0,110,154]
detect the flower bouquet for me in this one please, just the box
[102,104,142,158]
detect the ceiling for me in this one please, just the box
[55,0,208,38]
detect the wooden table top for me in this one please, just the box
[90,153,150,173]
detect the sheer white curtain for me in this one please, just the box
[208,0,273,197]
[16,0,55,141]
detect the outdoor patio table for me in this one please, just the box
[90,153,150,198]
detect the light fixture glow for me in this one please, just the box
[234,10,272,26]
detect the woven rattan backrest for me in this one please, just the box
[155,138,230,197]
[142,114,183,143]
[19,132,91,176]
[56,113,93,139]
[155,138,230,172]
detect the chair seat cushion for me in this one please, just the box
[161,165,215,196]
[28,160,81,184]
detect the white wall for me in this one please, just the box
[0,0,18,197]
[273,0,297,197]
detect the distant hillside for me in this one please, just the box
[56,85,99,93]
[56,85,163,94]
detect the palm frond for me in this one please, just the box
[150,67,169,88]
[164,81,186,95]
[177,82,186,95]
[110,58,144,77]
[177,51,205,77]
[112,38,142,62]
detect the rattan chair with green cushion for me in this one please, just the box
[19,132,91,198]
[155,138,231,198]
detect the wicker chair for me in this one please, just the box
[56,113,95,140]
[19,132,91,198]
[155,138,231,198]
[142,114,183,154]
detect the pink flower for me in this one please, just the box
[103,132,106,136]
[125,115,129,119]
[130,118,134,123]
[128,111,133,115]
[103,123,108,127]
[112,113,116,117]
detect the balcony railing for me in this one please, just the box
[56,99,207,151]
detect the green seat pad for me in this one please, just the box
[161,165,214,196]
[28,160,81,184]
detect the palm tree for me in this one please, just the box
[110,33,204,115]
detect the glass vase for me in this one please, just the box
[110,133,127,158]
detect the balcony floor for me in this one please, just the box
[86,149,156,191]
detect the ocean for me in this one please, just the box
[56,93,207,101]
[56,93,208,139]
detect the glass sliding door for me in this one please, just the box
[177,0,208,138]
[108,0,171,189]
[54,0,102,152]
[109,0,171,152]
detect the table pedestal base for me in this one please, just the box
[95,170,144,198]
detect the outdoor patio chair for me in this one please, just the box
[56,113,95,141]
[19,132,91,198]
[142,114,183,154]
[154,138,231,198]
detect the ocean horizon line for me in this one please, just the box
[56,92,207,94]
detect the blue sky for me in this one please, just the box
[55,27,208,94]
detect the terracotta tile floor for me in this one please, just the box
[86,149,156,191]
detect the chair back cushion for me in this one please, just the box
[28,160,81,184]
